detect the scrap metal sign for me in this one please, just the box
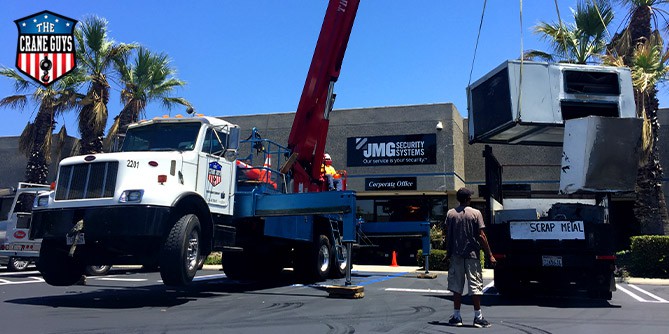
[15,10,77,86]
[347,134,436,166]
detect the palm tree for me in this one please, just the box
[609,0,669,235]
[106,46,192,149]
[524,0,614,64]
[0,68,81,183]
[75,15,134,154]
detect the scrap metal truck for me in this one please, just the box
[30,0,363,286]
[467,60,642,299]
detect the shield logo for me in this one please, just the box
[14,11,78,87]
[208,161,222,187]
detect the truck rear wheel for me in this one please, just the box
[331,242,347,278]
[159,213,201,286]
[295,234,331,282]
[38,240,85,286]
[8,257,30,271]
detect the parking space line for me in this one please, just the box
[0,276,44,285]
[616,284,669,303]
[0,270,40,276]
[193,274,227,281]
[94,277,148,282]
[483,281,495,293]
[627,284,669,303]
[385,288,451,294]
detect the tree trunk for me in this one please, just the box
[625,5,668,235]
[633,89,668,235]
[24,105,53,184]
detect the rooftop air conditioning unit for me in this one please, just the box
[467,60,636,146]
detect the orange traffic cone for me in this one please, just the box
[390,251,399,267]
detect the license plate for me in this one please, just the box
[66,233,85,245]
[542,255,562,267]
[11,243,39,251]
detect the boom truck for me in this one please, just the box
[467,60,643,299]
[30,0,364,287]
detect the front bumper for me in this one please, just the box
[31,205,173,240]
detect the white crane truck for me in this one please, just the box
[30,0,362,287]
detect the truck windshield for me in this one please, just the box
[122,122,202,152]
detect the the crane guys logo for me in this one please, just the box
[14,10,77,87]
[208,161,222,187]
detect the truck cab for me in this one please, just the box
[31,116,241,285]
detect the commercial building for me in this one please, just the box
[1,103,664,264]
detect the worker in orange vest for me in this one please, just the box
[322,153,342,191]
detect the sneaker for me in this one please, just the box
[473,317,491,328]
[447,315,463,327]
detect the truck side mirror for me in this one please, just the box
[224,127,240,162]
[228,127,240,150]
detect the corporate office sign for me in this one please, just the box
[365,177,417,191]
[347,134,437,166]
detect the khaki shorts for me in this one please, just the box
[447,255,483,295]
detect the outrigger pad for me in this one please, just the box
[325,285,365,299]
[417,272,438,279]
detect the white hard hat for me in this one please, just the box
[324,153,331,160]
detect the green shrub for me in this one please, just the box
[205,252,222,265]
[628,236,669,278]
[417,249,487,271]
[614,250,631,279]
[430,225,445,250]
[417,249,448,271]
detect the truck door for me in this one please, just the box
[197,127,235,216]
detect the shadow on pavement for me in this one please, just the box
[4,269,335,309]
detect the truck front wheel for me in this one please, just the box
[160,213,201,286]
[38,240,85,286]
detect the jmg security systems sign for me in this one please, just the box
[347,134,436,166]
[510,220,585,240]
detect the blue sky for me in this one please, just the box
[1,0,667,137]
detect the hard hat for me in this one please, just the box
[324,153,331,160]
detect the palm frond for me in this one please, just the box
[104,116,121,152]
[0,67,32,92]
[18,122,34,157]
[0,95,29,110]
[53,125,68,163]
[161,97,193,112]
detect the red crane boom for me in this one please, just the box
[287,0,360,193]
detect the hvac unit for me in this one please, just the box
[467,60,636,146]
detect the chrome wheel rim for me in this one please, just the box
[186,229,199,271]
[318,243,330,274]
